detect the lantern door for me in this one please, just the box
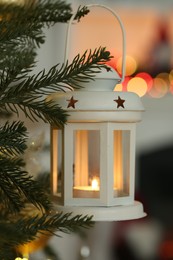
[109,123,136,206]
[64,123,101,206]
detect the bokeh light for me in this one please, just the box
[127,77,148,97]
[169,70,173,93]
[156,72,170,86]
[117,55,138,76]
[112,56,173,98]
[169,69,173,82]
[136,72,153,92]
[114,76,131,91]
[148,78,168,98]
[114,83,123,91]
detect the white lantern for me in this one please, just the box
[50,5,146,221]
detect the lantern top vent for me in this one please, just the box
[79,65,121,92]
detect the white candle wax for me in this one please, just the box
[73,180,100,198]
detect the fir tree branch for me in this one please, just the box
[0,213,93,249]
[18,212,94,238]
[0,121,27,156]
[0,2,89,46]
[0,42,36,89]
[0,99,68,126]
[0,18,45,47]
[0,48,111,124]
[3,47,112,96]
[28,1,89,24]
[0,157,51,213]
[58,47,113,89]
[33,47,112,91]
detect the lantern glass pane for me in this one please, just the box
[113,130,130,197]
[73,130,100,198]
[52,128,63,198]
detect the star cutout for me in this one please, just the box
[66,96,78,109]
[114,96,125,108]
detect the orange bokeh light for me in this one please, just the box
[136,72,153,92]
[114,76,131,92]
[114,83,123,92]
[169,70,173,93]
[117,55,137,76]
[127,77,148,97]
[169,70,173,81]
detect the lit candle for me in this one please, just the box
[73,178,100,198]
[91,178,99,191]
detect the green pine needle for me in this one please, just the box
[0,2,89,47]
[0,157,51,213]
[0,212,93,259]
[0,121,27,156]
[0,47,111,125]
[0,212,93,247]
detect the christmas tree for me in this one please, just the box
[0,0,112,259]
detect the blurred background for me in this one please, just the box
[30,0,173,259]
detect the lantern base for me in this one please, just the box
[56,201,146,221]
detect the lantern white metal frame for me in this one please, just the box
[50,4,146,221]
[50,91,146,221]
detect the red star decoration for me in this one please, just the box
[114,96,125,108]
[66,96,78,109]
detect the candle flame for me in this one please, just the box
[91,178,99,190]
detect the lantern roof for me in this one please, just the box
[80,65,122,91]
[50,91,143,111]
[79,66,121,91]
[48,91,144,123]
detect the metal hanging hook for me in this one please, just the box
[64,4,126,84]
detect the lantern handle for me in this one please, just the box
[64,4,126,83]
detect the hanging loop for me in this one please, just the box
[64,4,126,83]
